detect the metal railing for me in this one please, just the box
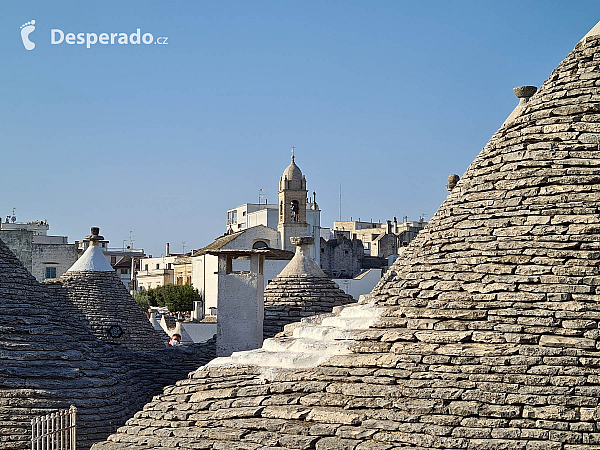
[31,405,77,450]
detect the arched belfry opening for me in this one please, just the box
[277,155,308,252]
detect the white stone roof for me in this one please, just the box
[276,244,326,278]
[581,19,600,40]
[67,245,114,272]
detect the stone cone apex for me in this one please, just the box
[68,244,114,272]
[49,269,167,351]
[277,236,327,277]
[263,237,355,339]
[53,227,166,351]
[173,319,194,345]
[149,311,163,330]
[581,19,600,41]
[68,227,113,272]
[93,26,600,450]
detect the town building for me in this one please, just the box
[190,226,294,316]
[176,157,320,317]
[136,255,176,290]
[0,215,78,281]
[319,216,427,279]
[333,216,427,258]
[225,156,321,264]
[92,19,600,450]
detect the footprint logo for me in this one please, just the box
[20,20,36,50]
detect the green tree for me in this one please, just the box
[135,284,201,313]
[134,289,150,311]
[162,284,201,313]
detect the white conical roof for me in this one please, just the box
[276,238,326,278]
[581,19,600,41]
[67,245,114,272]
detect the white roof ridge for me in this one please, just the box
[580,20,600,42]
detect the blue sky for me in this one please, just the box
[1,1,598,256]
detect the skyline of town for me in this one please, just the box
[2,1,599,256]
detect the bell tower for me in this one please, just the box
[278,155,308,253]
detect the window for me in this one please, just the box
[227,210,238,224]
[45,267,57,279]
[291,200,300,222]
[156,263,160,270]
[144,264,148,271]
[252,240,268,249]
[167,263,172,269]
[111,256,117,264]
[121,268,129,274]
[242,211,246,216]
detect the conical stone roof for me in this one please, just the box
[264,236,355,338]
[93,25,600,450]
[0,237,133,450]
[47,240,167,351]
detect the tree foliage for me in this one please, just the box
[134,284,201,313]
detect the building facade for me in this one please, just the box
[225,156,321,264]
[0,218,78,282]
[333,216,427,258]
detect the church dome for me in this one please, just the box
[280,156,305,191]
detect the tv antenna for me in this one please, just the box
[339,184,342,221]
[258,188,264,204]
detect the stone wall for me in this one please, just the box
[31,242,78,281]
[320,234,364,278]
[0,229,77,281]
[0,229,33,272]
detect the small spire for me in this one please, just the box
[291,146,295,162]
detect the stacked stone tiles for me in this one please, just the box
[47,270,166,350]
[264,237,355,339]
[0,237,133,450]
[93,27,600,450]
[0,235,217,450]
